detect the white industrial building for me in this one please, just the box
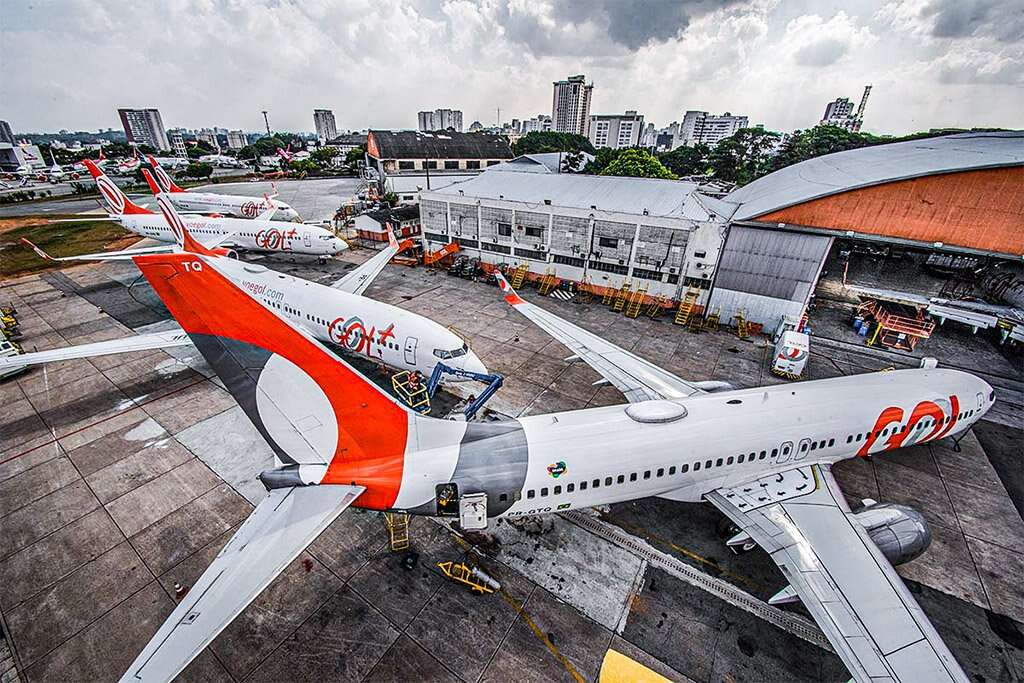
[419,171,729,299]
[588,111,644,150]
[417,109,464,132]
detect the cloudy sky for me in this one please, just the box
[3,0,1021,136]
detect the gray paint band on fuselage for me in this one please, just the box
[406,420,529,517]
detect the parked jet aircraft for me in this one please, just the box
[146,155,300,220]
[12,205,484,385]
[81,161,344,257]
[109,239,990,681]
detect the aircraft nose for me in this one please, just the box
[334,237,348,253]
[462,351,489,377]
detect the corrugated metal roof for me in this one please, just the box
[425,172,732,221]
[725,131,1024,221]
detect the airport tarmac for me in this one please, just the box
[1,246,1022,682]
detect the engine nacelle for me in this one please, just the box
[211,247,239,259]
[853,502,931,566]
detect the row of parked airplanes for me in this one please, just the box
[0,141,295,187]
[2,163,994,682]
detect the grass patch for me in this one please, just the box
[0,215,137,279]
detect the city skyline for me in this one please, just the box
[3,0,1022,136]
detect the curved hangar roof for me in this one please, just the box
[722,132,1024,255]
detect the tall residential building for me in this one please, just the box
[588,111,644,150]
[117,108,170,151]
[417,109,464,132]
[0,120,13,145]
[551,75,593,136]
[521,114,552,133]
[677,111,748,147]
[170,132,188,158]
[313,109,337,141]
[227,130,247,150]
[819,86,871,132]
[196,128,218,148]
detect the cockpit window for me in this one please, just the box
[433,349,452,359]
[435,344,467,360]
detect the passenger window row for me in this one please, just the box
[843,409,975,445]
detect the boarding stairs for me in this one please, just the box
[704,308,721,331]
[509,263,530,289]
[383,512,410,551]
[623,284,649,319]
[537,268,558,296]
[674,287,700,326]
[735,310,751,339]
[610,281,632,313]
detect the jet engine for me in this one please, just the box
[853,501,931,566]
[211,247,239,259]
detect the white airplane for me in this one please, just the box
[110,260,990,682]
[146,155,300,221]
[80,160,344,257]
[199,153,247,168]
[12,203,485,384]
[148,155,189,170]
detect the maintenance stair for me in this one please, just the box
[623,284,649,318]
[674,287,700,326]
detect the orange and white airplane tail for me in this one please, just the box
[147,155,186,193]
[154,193,217,256]
[82,159,153,216]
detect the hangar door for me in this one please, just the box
[707,226,832,333]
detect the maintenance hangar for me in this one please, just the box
[419,171,731,300]
[711,131,1024,335]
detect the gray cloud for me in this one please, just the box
[793,38,849,66]
[496,0,745,56]
[921,0,1024,43]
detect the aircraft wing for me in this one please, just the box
[121,484,365,683]
[329,226,399,295]
[0,330,192,369]
[21,238,175,262]
[704,463,968,683]
[494,273,702,402]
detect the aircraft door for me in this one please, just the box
[794,438,811,461]
[777,441,794,464]
[404,336,418,365]
[304,231,312,248]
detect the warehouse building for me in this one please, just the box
[419,172,731,300]
[710,131,1024,332]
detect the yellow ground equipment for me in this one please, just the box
[610,281,632,313]
[735,309,751,339]
[383,512,410,551]
[577,277,595,304]
[436,561,500,594]
[673,287,700,326]
[599,649,673,683]
[509,263,530,289]
[644,295,668,319]
[704,308,721,331]
[623,283,648,319]
[391,371,431,413]
[537,268,558,295]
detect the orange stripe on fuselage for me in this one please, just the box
[133,254,408,509]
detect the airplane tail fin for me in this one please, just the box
[155,193,217,256]
[386,222,398,249]
[82,159,153,216]
[130,251,415,509]
[140,168,162,196]
[98,149,107,161]
[147,155,186,193]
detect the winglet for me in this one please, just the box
[20,238,55,261]
[385,222,398,249]
[147,155,186,193]
[156,194,217,256]
[494,271,526,306]
[140,167,161,196]
[82,159,153,215]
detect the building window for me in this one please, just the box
[426,160,438,169]
[553,254,585,268]
[444,160,459,170]
[588,260,629,275]
[487,160,500,166]
[481,242,511,254]
[524,226,544,238]
[497,222,512,237]
[632,268,663,282]
[599,237,619,249]
[466,160,481,169]
[398,160,415,170]
[514,248,547,261]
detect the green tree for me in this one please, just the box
[183,162,214,179]
[769,126,880,173]
[513,131,596,156]
[289,159,318,175]
[708,128,781,185]
[345,146,366,165]
[310,147,338,168]
[599,148,677,180]
[382,191,399,207]
[581,147,621,174]
[658,144,711,177]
